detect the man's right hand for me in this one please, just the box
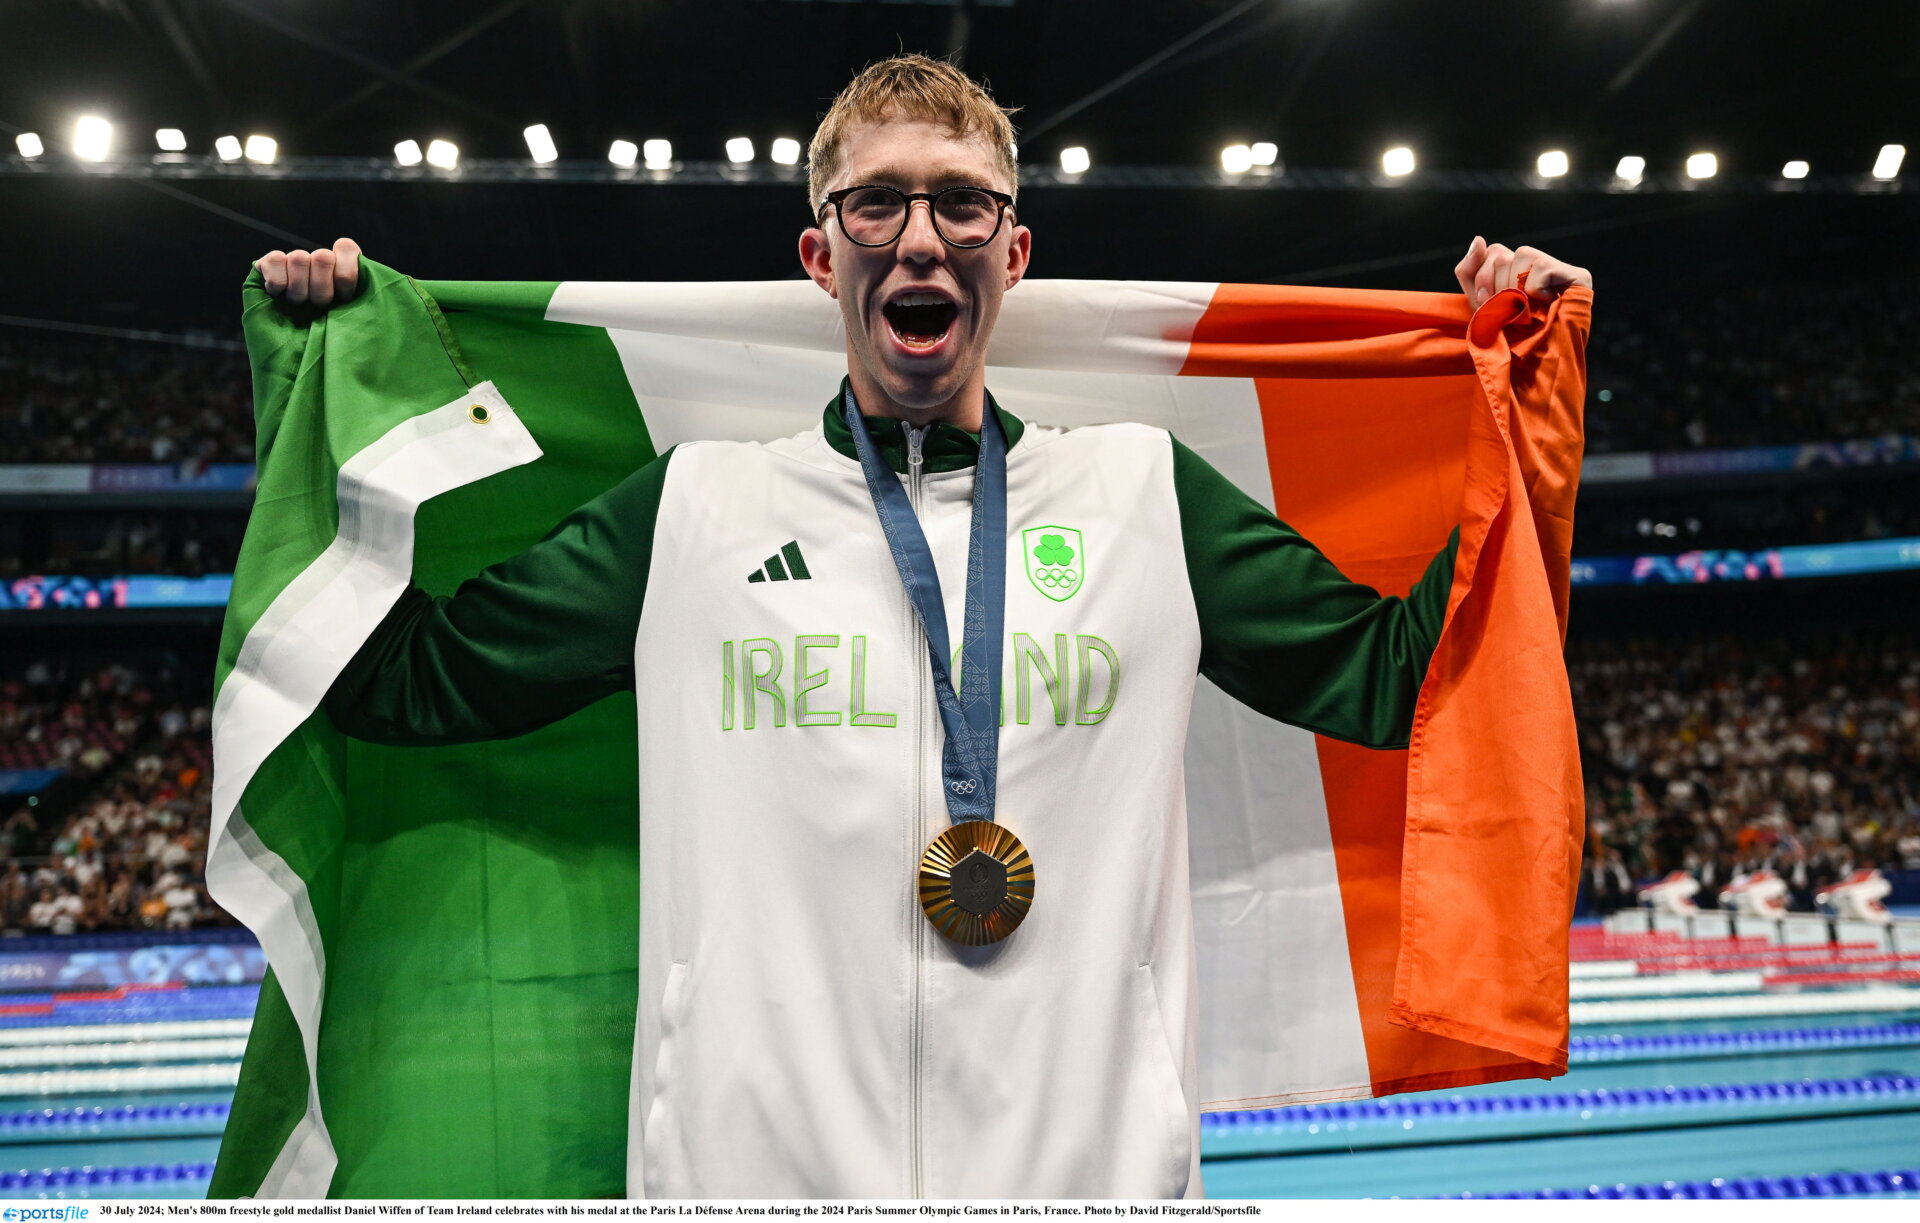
[256,237,362,307]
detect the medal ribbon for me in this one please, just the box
[843,383,1006,824]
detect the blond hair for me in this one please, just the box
[807,53,1020,211]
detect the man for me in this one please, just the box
[257,56,1589,1199]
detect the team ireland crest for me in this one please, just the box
[1022,525,1084,602]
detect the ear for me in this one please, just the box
[798,226,836,298]
[1002,221,1032,292]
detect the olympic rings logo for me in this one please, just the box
[1036,568,1079,587]
[949,779,978,795]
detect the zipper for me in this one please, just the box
[903,421,929,1199]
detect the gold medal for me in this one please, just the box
[917,822,1035,946]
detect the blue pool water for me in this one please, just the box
[3,933,1919,1200]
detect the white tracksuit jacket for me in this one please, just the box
[327,384,1455,1198]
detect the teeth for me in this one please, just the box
[892,292,951,308]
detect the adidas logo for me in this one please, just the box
[748,541,813,584]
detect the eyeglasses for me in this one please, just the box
[816,184,1016,249]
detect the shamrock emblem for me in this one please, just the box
[1034,534,1075,567]
[1022,526,1085,602]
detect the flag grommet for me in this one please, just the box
[468,404,492,424]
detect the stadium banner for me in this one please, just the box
[1579,435,1920,485]
[208,260,1587,1197]
[89,462,258,493]
[0,462,256,495]
[0,574,233,610]
[1568,536,1920,586]
[0,466,93,494]
[0,942,267,992]
[1651,435,1920,480]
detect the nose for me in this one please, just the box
[896,199,945,266]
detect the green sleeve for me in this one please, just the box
[1171,437,1458,749]
[323,447,675,745]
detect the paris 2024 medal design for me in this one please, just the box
[917,821,1035,946]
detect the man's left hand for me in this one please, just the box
[1454,236,1592,310]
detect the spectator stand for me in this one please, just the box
[0,654,227,939]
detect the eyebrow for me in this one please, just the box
[853,164,996,190]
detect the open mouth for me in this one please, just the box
[882,293,960,350]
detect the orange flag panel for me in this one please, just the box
[1182,281,1591,1093]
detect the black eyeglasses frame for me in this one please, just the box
[815,184,1018,249]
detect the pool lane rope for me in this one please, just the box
[1572,986,1920,1025]
[1203,1074,1920,1132]
[1427,1168,1920,1200]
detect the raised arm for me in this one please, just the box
[324,450,674,745]
[1171,437,1456,748]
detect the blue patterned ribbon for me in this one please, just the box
[843,383,1006,824]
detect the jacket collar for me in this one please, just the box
[820,378,1026,474]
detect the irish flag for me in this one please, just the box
[208,260,1588,1197]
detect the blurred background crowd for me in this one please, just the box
[1575,632,1920,913]
[1584,276,1920,454]
[0,654,222,935]
[0,331,252,465]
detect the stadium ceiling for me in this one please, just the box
[5,0,1916,327]
[2,154,1902,195]
[3,0,1915,181]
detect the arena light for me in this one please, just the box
[725,137,754,164]
[244,135,278,165]
[1060,146,1090,175]
[1872,143,1905,180]
[1614,155,1646,184]
[155,128,187,152]
[1381,146,1415,177]
[1249,141,1278,167]
[770,137,802,166]
[608,139,638,169]
[524,124,558,165]
[1536,149,1570,178]
[15,132,43,159]
[394,139,423,167]
[72,115,113,162]
[214,135,243,162]
[1219,144,1253,174]
[1781,160,1810,180]
[425,139,459,170]
[1685,152,1717,179]
[642,139,673,170]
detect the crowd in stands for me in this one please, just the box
[0,657,223,935]
[0,331,251,464]
[0,511,242,581]
[1585,276,1920,454]
[0,660,144,779]
[13,629,1920,932]
[1576,632,1920,914]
